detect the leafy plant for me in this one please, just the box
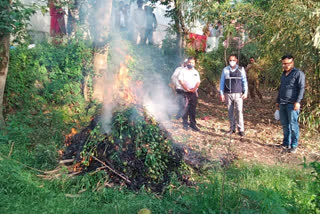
[310,161,320,211]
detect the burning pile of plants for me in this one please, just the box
[61,57,189,192]
[63,105,185,192]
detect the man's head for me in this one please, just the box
[249,57,255,64]
[281,54,294,72]
[183,58,188,67]
[229,54,238,68]
[119,1,124,8]
[137,0,143,8]
[186,57,195,69]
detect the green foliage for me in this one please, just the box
[309,161,320,211]
[110,107,176,182]
[1,40,96,169]
[0,0,36,41]
[7,40,93,110]
[80,106,182,187]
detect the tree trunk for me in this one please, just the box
[91,0,112,47]
[67,0,80,37]
[173,0,188,58]
[91,0,112,102]
[0,35,10,128]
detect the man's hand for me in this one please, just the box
[241,94,247,100]
[220,94,225,102]
[294,102,300,111]
[275,103,279,109]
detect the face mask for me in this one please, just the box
[229,61,237,67]
[186,64,193,69]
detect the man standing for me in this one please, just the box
[178,57,201,131]
[133,0,146,44]
[171,59,187,119]
[245,57,263,101]
[144,6,157,45]
[276,55,305,153]
[220,54,248,136]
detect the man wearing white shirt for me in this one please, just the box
[178,57,201,131]
[219,54,248,136]
[171,59,187,119]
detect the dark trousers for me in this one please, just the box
[182,92,198,127]
[175,89,186,119]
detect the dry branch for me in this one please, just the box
[90,155,131,184]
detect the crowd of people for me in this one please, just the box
[115,0,157,45]
[171,54,305,154]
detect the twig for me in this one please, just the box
[59,159,74,164]
[65,194,81,198]
[8,141,14,157]
[89,166,108,176]
[90,155,131,184]
[68,171,82,177]
[0,152,46,173]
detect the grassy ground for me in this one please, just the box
[0,147,318,213]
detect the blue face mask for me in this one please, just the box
[186,64,193,69]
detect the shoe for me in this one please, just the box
[281,144,290,149]
[239,132,245,137]
[229,130,236,134]
[289,147,297,153]
[183,125,189,130]
[190,125,200,132]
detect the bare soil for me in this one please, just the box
[164,88,320,167]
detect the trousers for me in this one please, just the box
[182,92,198,127]
[279,103,300,148]
[225,93,244,132]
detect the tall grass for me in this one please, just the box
[0,151,317,214]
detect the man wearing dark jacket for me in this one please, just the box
[276,54,305,153]
[220,54,248,136]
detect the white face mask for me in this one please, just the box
[229,61,237,67]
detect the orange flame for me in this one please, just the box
[65,128,77,147]
[113,61,137,104]
[73,157,93,172]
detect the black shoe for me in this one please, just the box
[183,125,189,130]
[239,132,245,137]
[190,125,200,132]
[229,130,236,134]
[289,147,297,153]
[281,144,290,149]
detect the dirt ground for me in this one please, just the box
[164,88,320,167]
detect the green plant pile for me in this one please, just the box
[64,105,185,192]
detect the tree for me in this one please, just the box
[67,0,79,36]
[0,0,35,128]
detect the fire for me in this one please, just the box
[73,156,93,172]
[65,128,77,147]
[113,59,137,104]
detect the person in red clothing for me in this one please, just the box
[49,0,66,42]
